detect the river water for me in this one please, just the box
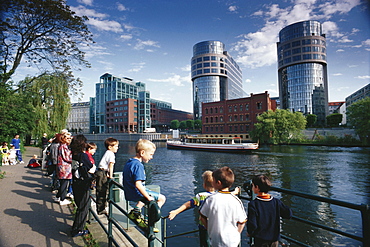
[93,141,370,247]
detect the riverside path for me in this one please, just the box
[0,146,86,247]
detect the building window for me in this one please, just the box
[220,116,223,122]
[215,117,218,122]
[205,108,208,114]
[228,106,232,112]
[206,117,208,123]
[210,108,213,114]
[220,107,223,113]
[229,116,232,122]
[234,115,238,121]
[234,126,238,132]
[234,106,237,112]
[229,126,232,131]
[210,117,213,123]
[240,115,243,121]
[245,104,249,111]
[215,107,218,113]
[245,114,249,121]
[257,102,262,109]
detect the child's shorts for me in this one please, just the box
[139,189,160,203]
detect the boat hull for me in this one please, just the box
[166,141,258,153]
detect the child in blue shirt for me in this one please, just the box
[123,139,166,230]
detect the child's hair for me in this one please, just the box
[252,175,272,193]
[202,170,214,189]
[32,154,38,158]
[212,166,234,189]
[1,142,7,146]
[104,137,118,149]
[87,142,97,150]
[135,139,156,154]
[70,134,87,155]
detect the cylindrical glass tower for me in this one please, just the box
[191,41,243,119]
[277,20,328,125]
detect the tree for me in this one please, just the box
[0,0,94,92]
[179,121,187,130]
[17,72,71,139]
[194,119,202,131]
[326,113,342,127]
[347,97,370,144]
[186,119,194,130]
[170,120,180,129]
[306,114,317,128]
[251,109,306,144]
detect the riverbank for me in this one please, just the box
[0,146,85,246]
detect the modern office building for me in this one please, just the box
[277,20,329,126]
[66,102,90,134]
[345,83,370,107]
[191,41,243,120]
[93,73,151,133]
[202,91,276,138]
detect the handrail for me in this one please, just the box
[87,178,160,247]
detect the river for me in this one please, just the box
[93,141,370,246]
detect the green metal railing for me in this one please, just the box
[88,180,370,246]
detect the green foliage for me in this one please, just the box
[0,0,93,97]
[306,114,317,128]
[0,170,5,179]
[170,120,180,129]
[347,97,370,144]
[194,119,202,130]
[186,119,194,130]
[179,121,187,130]
[251,109,307,144]
[326,113,342,127]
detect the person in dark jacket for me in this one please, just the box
[69,134,94,237]
[247,175,292,247]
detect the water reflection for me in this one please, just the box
[92,141,369,246]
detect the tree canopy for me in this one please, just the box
[326,113,342,127]
[0,0,94,92]
[346,97,370,144]
[251,109,307,144]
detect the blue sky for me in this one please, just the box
[14,0,370,112]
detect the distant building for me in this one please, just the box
[93,73,150,133]
[202,91,276,138]
[67,102,90,134]
[277,20,329,126]
[328,101,346,125]
[191,41,244,119]
[105,98,138,133]
[345,83,370,107]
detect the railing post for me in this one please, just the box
[108,179,113,247]
[361,204,370,246]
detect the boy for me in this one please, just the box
[247,175,292,247]
[169,170,240,247]
[199,166,247,247]
[123,139,166,229]
[96,137,119,215]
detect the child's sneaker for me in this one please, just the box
[128,209,142,222]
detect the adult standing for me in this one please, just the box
[55,131,73,205]
[70,134,93,237]
[11,134,23,164]
[41,133,49,156]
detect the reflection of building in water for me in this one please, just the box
[277,20,329,126]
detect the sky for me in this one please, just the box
[13,0,370,113]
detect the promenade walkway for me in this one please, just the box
[0,146,86,247]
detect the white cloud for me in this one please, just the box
[229,6,238,12]
[338,36,353,43]
[180,65,191,72]
[77,0,93,6]
[355,75,370,79]
[81,44,111,58]
[134,39,160,50]
[336,86,349,91]
[245,79,252,83]
[336,49,345,52]
[87,18,123,32]
[332,73,343,76]
[97,60,114,71]
[128,62,145,72]
[117,3,127,11]
[232,0,362,69]
[120,34,133,41]
[148,74,190,87]
[71,5,107,18]
[363,39,370,46]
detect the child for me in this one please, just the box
[8,144,17,165]
[199,166,247,247]
[123,139,166,229]
[86,142,97,188]
[169,171,240,247]
[27,155,41,168]
[96,137,119,215]
[247,175,292,247]
[1,142,9,166]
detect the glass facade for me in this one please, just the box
[277,21,328,125]
[191,41,243,119]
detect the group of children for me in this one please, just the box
[1,142,17,166]
[96,137,292,247]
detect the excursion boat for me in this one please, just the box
[166,136,259,152]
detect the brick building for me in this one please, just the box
[105,98,138,133]
[151,102,193,132]
[202,91,276,138]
